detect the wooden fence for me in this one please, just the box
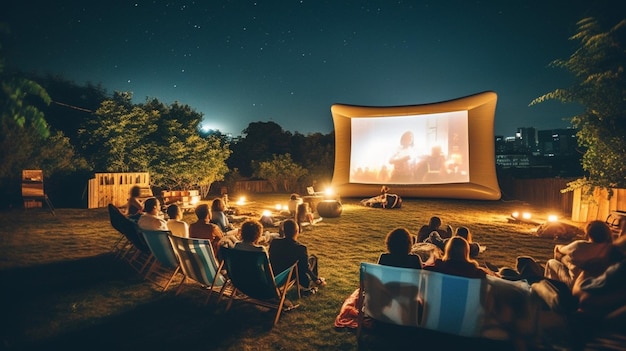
[88,172,150,209]
[501,178,626,222]
[233,180,275,193]
[571,187,626,222]
[500,177,576,215]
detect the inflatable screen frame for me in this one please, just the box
[330,91,501,200]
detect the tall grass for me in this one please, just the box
[0,194,574,350]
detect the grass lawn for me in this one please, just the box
[0,194,577,350]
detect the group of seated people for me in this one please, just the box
[377,217,626,338]
[413,216,483,260]
[335,214,626,344]
[380,225,488,278]
[235,217,327,292]
[128,186,626,340]
[125,186,327,296]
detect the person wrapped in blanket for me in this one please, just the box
[360,186,402,209]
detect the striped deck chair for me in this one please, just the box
[219,247,301,326]
[140,230,183,291]
[356,263,423,339]
[107,204,152,274]
[418,270,486,337]
[168,235,229,304]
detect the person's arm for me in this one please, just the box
[554,241,579,259]
[128,197,143,211]
[554,244,564,260]
[213,225,224,240]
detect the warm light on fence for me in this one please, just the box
[548,214,558,222]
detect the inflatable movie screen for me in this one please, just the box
[330,91,501,200]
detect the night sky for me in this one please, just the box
[3,1,623,136]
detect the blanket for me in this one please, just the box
[360,194,402,209]
[334,288,373,329]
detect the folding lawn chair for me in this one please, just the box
[219,247,301,326]
[140,230,183,291]
[168,235,230,304]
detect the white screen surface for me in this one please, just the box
[349,111,469,185]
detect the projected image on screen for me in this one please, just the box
[349,111,469,185]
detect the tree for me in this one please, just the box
[253,153,307,192]
[78,92,156,172]
[300,131,335,185]
[227,121,292,177]
[143,99,231,195]
[79,93,231,194]
[531,17,626,195]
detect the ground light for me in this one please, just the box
[508,210,539,225]
[260,209,274,226]
[236,196,246,206]
[509,210,560,226]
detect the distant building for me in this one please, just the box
[495,127,582,177]
[537,128,578,157]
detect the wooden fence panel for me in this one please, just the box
[509,178,575,214]
[88,172,150,209]
[233,180,274,193]
[571,187,626,222]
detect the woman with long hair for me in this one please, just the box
[423,236,487,279]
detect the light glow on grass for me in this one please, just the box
[236,196,246,206]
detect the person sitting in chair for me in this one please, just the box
[210,197,236,234]
[137,197,168,231]
[424,237,488,279]
[269,219,326,293]
[166,204,189,237]
[378,227,423,269]
[189,204,224,257]
[545,220,615,292]
[234,219,267,253]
